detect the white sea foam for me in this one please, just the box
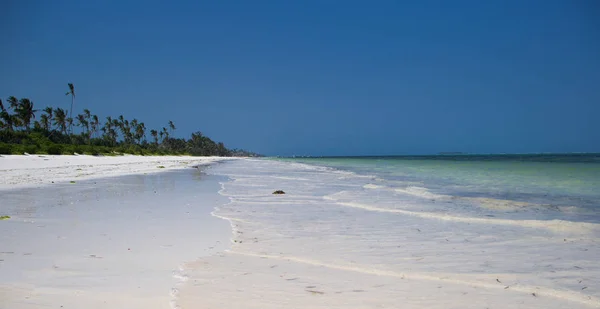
[363,183,383,189]
[323,196,600,235]
[394,185,448,199]
[363,180,577,213]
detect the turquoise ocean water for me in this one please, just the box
[277,154,600,223]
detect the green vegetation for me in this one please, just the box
[0,215,10,220]
[0,84,261,157]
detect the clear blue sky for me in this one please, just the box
[1,0,599,156]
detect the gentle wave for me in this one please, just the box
[363,182,574,213]
[323,195,600,235]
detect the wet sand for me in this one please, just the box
[0,167,231,309]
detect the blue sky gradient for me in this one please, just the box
[1,0,599,156]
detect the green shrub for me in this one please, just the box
[23,144,39,154]
[61,145,76,155]
[10,144,25,154]
[72,145,84,154]
[0,143,12,154]
[46,144,64,155]
[95,146,109,155]
[83,146,99,156]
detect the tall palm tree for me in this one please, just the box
[162,127,169,141]
[65,83,75,134]
[83,109,92,138]
[117,115,127,142]
[53,108,68,134]
[6,96,21,130]
[129,119,138,144]
[150,129,158,145]
[111,118,120,143]
[66,117,73,134]
[40,107,53,132]
[135,122,146,144]
[90,114,99,139]
[102,116,117,146]
[7,96,18,109]
[43,107,53,122]
[33,120,42,130]
[0,99,14,131]
[15,98,37,131]
[76,114,88,135]
[102,116,112,135]
[121,119,133,144]
[39,114,50,131]
[168,120,176,135]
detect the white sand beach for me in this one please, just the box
[0,155,233,309]
[2,156,599,309]
[0,154,229,190]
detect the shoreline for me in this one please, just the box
[0,157,233,309]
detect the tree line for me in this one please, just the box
[0,84,260,157]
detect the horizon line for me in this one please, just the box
[272,152,600,158]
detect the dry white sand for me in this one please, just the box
[0,154,230,190]
[0,155,233,309]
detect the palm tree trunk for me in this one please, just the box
[69,95,74,134]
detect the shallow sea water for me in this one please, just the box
[178,157,600,309]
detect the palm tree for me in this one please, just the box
[150,129,158,145]
[162,127,169,141]
[43,106,53,118]
[44,106,54,119]
[66,117,73,135]
[90,114,99,139]
[65,83,75,134]
[102,116,117,146]
[117,115,128,143]
[130,119,138,144]
[102,116,112,135]
[7,96,18,109]
[41,107,53,132]
[53,108,68,134]
[0,99,14,132]
[168,120,176,135]
[76,114,88,136]
[6,96,21,130]
[134,122,146,145]
[39,114,50,131]
[121,119,133,144]
[14,98,37,131]
[111,118,120,143]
